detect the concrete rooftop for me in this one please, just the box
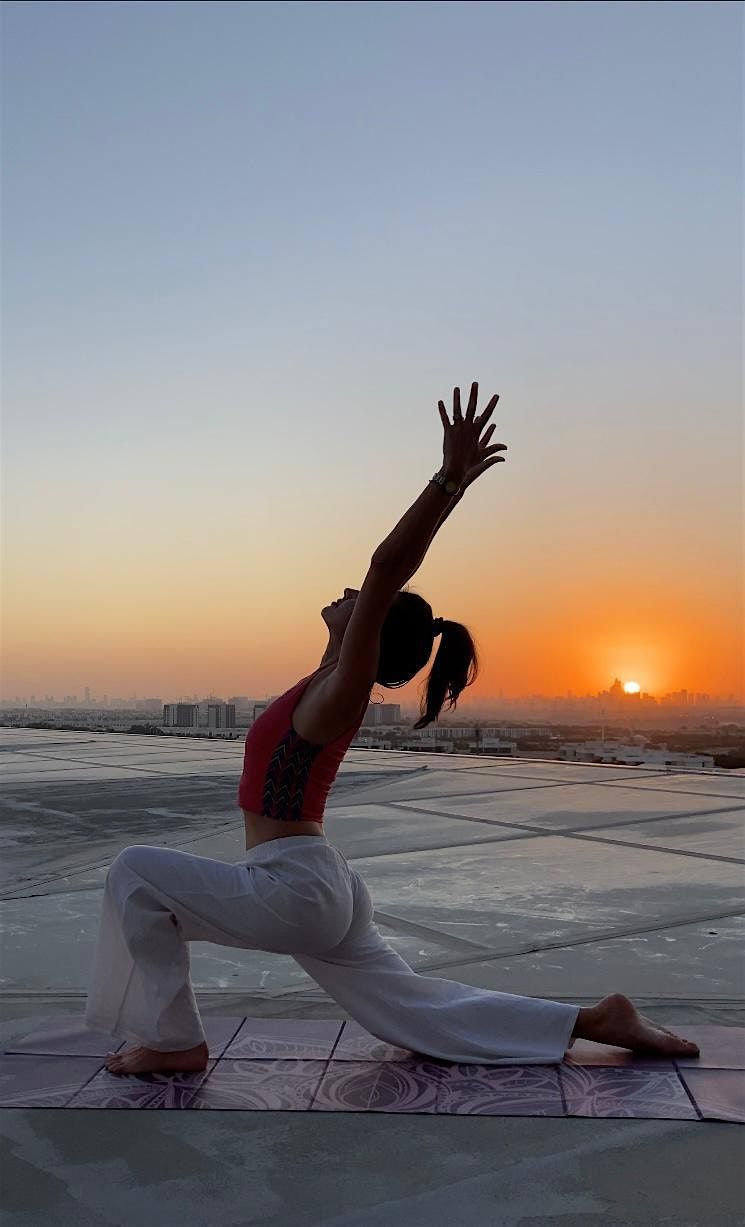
[1,727,744,1225]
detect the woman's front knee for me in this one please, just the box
[109,844,155,871]
[106,845,157,891]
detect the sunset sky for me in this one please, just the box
[2,0,742,706]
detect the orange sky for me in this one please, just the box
[3,438,742,703]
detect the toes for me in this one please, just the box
[654,1023,699,1050]
[643,1023,699,1053]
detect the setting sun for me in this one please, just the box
[623,681,641,694]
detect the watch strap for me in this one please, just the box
[431,469,461,496]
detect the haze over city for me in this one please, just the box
[0,680,737,711]
[2,1,742,708]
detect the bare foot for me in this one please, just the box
[105,1041,209,1076]
[578,994,699,1057]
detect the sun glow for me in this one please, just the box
[623,681,641,694]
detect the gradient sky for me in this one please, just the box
[2,0,742,707]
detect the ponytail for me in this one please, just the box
[412,619,479,730]
[374,589,480,728]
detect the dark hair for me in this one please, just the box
[375,586,480,729]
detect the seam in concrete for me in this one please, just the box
[372,910,492,953]
[329,775,743,808]
[403,905,745,975]
[531,826,744,866]
[2,990,743,1009]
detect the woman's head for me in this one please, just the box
[321,585,479,728]
[376,586,479,729]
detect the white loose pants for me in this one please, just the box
[84,835,580,1064]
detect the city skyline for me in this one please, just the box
[2,678,740,709]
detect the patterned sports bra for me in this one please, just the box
[237,670,366,822]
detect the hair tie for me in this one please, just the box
[432,617,444,635]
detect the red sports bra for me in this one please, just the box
[237,670,366,823]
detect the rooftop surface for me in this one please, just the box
[1,728,743,1225]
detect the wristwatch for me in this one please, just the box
[430,469,461,497]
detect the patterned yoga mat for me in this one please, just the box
[1,1016,743,1123]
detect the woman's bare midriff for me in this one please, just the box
[242,809,325,851]
[242,664,369,850]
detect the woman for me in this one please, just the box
[86,382,700,1075]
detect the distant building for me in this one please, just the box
[363,703,401,726]
[398,734,517,756]
[207,703,236,729]
[559,740,715,769]
[162,703,199,728]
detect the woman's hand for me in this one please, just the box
[437,382,507,490]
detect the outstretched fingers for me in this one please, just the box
[477,392,500,430]
[465,381,478,420]
[440,384,501,433]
